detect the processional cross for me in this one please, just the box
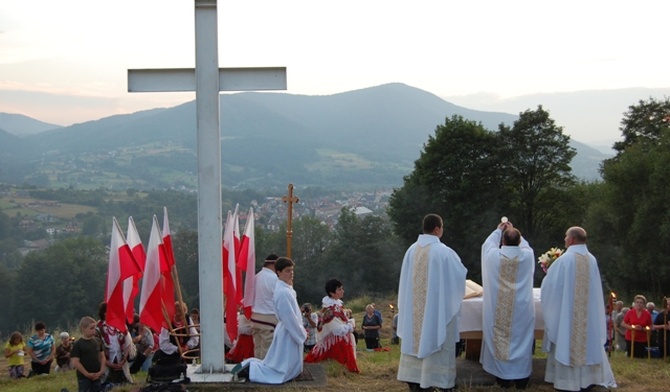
[127,0,286,373]
[282,183,299,258]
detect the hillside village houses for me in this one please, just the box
[7,188,392,256]
[257,189,390,231]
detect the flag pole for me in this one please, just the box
[646,326,651,360]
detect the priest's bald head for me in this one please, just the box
[565,226,587,248]
[502,228,521,246]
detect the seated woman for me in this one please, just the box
[304,278,359,373]
[157,301,199,363]
[55,332,73,371]
[236,257,307,384]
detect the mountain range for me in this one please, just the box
[0,83,610,190]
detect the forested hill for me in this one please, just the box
[0,83,608,189]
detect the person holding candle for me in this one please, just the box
[621,294,653,358]
[541,226,616,391]
[653,298,670,359]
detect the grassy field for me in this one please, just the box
[1,342,669,392]
[0,195,96,219]
[2,299,669,391]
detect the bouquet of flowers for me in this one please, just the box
[538,247,563,274]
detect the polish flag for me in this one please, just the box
[139,216,168,333]
[106,217,141,332]
[161,207,176,321]
[238,208,256,319]
[123,216,146,324]
[222,206,241,342]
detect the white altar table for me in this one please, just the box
[459,288,544,340]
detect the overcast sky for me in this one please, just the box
[1,0,669,141]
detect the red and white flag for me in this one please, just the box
[106,217,141,332]
[238,208,256,319]
[139,216,168,333]
[222,206,241,342]
[123,216,146,324]
[161,207,176,321]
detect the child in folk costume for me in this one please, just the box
[304,278,359,373]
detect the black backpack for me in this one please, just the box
[147,351,189,384]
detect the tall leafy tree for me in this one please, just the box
[593,100,670,298]
[0,265,18,333]
[172,230,200,307]
[15,237,107,330]
[613,97,670,153]
[497,106,576,245]
[388,115,504,276]
[320,208,404,301]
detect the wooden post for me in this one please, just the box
[631,327,635,359]
[646,326,651,360]
[282,183,299,258]
[664,297,668,360]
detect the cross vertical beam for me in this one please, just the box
[282,183,299,258]
[194,0,224,371]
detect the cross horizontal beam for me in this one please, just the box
[128,67,287,92]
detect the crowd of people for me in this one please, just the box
[5,213,669,391]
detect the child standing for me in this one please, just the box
[4,331,26,378]
[71,316,106,392]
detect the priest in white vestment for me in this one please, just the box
[239,257,307,384]
[480,222,535,389]
[541,226,616,392]
[397,213,467,392]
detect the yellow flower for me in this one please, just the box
[538,247,563,273]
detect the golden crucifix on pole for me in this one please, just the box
[282,183,299,258]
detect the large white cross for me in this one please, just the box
[128,0,286,373]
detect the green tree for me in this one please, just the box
[594,118,670,298]
[290,216,334,303]
[388,115,504,276]
[172,230,200,307]
[0,238,23,270]
[15,237,107,330]
[497,106,576,245]
[613,97,670,153]
[318,208,404,301]
[0,265,18,333]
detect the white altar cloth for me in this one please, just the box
[459,288,544,338]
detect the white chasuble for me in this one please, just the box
[541,244,617,390]
[397,233,467,389]
[480,229,535,380]
[493,255,519,361]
